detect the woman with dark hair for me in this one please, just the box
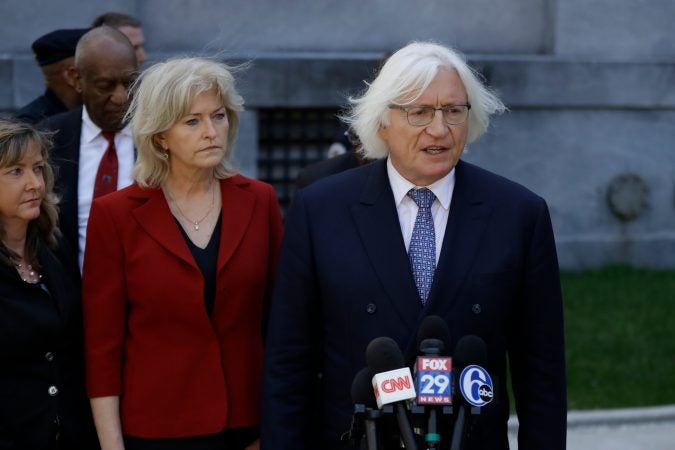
[0,119,97,449]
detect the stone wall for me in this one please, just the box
[0,0,673,268]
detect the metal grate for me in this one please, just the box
[258,108,344,213]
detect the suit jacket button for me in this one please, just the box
[366,303,377,314]
[45,352,55,362]
[48,386,59,396]
[472,303,482,314]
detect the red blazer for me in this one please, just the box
[82,175,283,438]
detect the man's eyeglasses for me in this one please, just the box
[388,104,471,127]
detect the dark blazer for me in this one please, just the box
[14,89,68,125]
[0,239,97,450]
[39,107,84,259]
[262,159,567,450]
[295,151,364,189]
[83,176,283,438]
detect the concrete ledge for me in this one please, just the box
[486,59,675,108]
[235,56,675,109]
[508,405,675,431]
[557,236,675,270]
[3,54,674,110]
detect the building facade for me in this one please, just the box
[1,0,673,268]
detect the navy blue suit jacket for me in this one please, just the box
[14,89,68,125]
[262,159,566,449]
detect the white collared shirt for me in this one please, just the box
[387,157,455,264]
[77,107,135,268]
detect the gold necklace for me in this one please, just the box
[166,181,216,231]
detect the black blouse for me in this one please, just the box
[176,214,222,317]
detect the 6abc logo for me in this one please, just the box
[459,365,494,407]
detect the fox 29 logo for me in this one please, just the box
[459,365,494,407]
[415,357,452,405]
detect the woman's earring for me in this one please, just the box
[159,150,169,160]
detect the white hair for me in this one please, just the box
[343,41,506,159]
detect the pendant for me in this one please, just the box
[194,223,200,231]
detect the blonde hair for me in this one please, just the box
[343,41,506,159]
[0,119,60,268]
[126,57,244,187]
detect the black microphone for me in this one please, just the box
[350,367,380,450]
[450,335,494,450]
[366,337,418,450]
[415,315,451,354]
[414,316,452,449]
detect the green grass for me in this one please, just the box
[563,265,675,410]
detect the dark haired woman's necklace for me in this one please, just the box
[166,182,216,231]
[15,262,42,284]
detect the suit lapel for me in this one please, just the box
[130,178,255,271]
[38,244,76,324]
[131,186,196,268]
[50,108,83,254]
[350,160,422,331]
[216,177,255,273]
[425,160,493,317]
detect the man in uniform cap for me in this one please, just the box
[14,28,89,124]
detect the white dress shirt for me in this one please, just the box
[77,107,135,268]
[387,157,455,264]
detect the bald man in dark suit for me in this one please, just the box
[40,27,138,267]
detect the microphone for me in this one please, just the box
[414,316,453,449]
[415,315,452,354]
[366,337,418,450]
[349,367,380,450]
[415,315,452,405]
[450,335,494,450]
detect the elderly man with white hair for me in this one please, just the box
[262,41,566,450]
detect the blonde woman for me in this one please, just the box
[82,58,282,450]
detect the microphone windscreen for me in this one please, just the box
[351,367,377,407]
[416,315,451,355]
[453,335,488,369]
[365,336,405,373]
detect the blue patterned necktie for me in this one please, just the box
[407,188,436,304]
